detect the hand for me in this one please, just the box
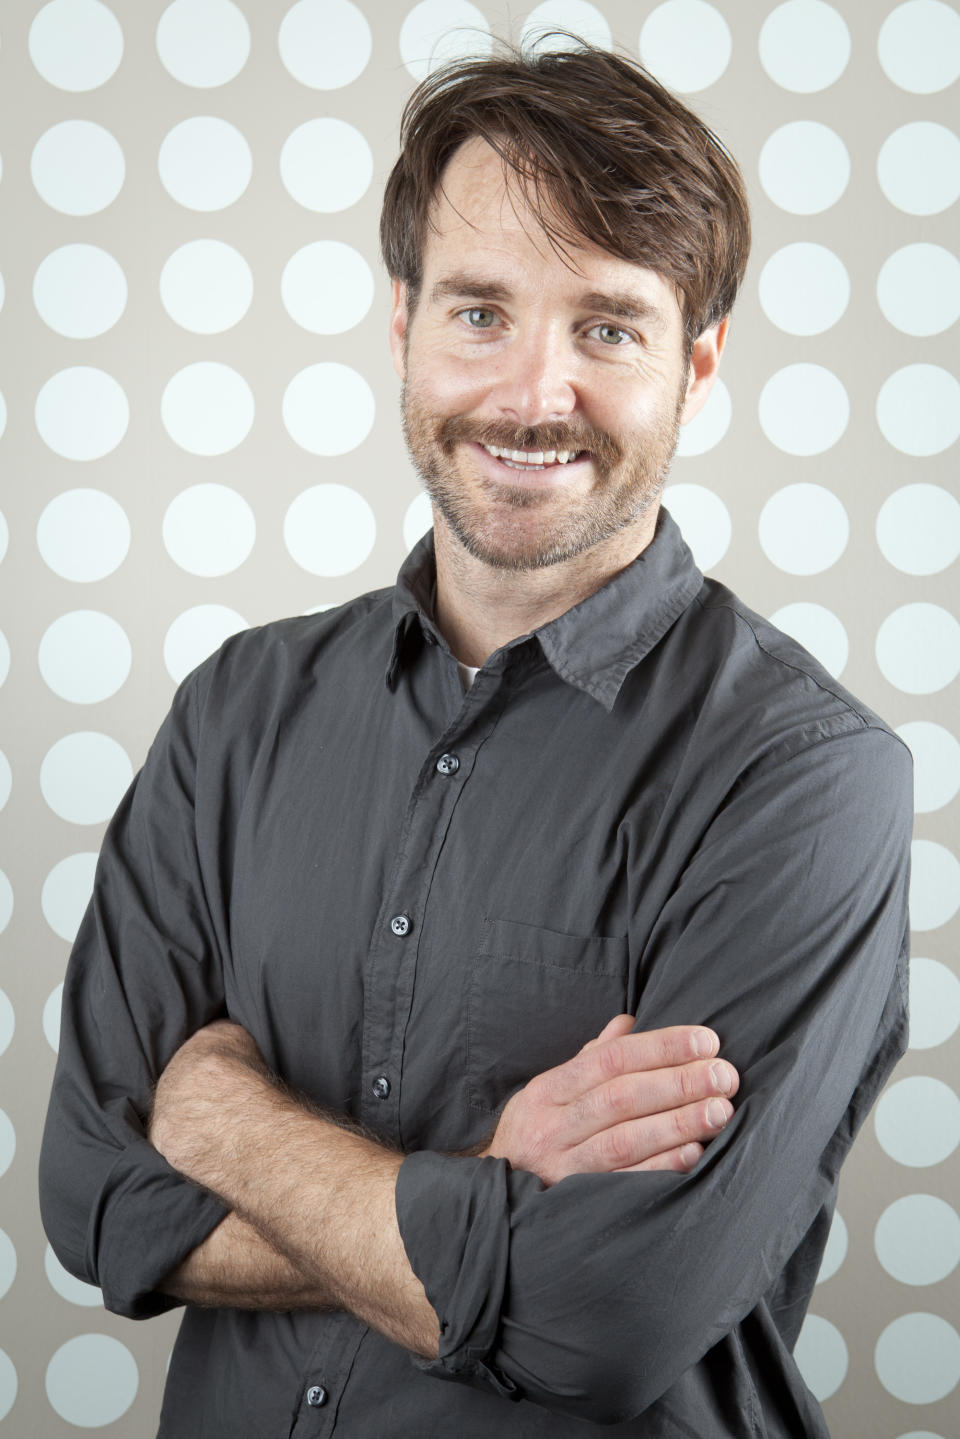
[481,1015,739,1185]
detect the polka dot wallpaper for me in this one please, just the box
[0,0,957,1432]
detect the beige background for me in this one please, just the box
[1,0,958,1433]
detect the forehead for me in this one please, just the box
[424,136,681,320]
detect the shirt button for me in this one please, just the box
[306,1385,328,1407]
[436,752,460,776]
[390,913,411,937]
[372,1075,391,1100]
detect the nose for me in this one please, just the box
[487,324,577,426]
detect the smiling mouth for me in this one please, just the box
[480,444,584,471]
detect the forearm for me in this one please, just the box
[151,1039,439,1355]
[159,1211,336,1310]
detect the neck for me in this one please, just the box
[432,506,660,668]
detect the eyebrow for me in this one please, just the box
[428,273,669,332]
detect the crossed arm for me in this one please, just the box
[150,1013,739,1356]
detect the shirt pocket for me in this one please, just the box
[466,916,631,1115]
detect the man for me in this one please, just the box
[40,42,911,1437]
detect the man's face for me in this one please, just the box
[390,137,724,573]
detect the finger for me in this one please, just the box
[545,1025,721,1105]
[579,1013,636,1052]
[570,1096,734,1175]
[621,1141,704,1174]
[555,1057,737,1150]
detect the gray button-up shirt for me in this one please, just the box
[40,509,912,1436]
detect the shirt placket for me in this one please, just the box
[358,658,511,1146]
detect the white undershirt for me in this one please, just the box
[457,661,480,691]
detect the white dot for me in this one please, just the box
[877,365,960,457]
[676,377,731,456]
[0,869,11,936]
[876,1075,960,1167]
[44,1246,103,1307]
[281,241,374,334]
[282,363,374,455]
[278,0,371,88]
[399,0,492,82]
[0,1110,14,1179]
[43,984,63,1054]
[0,1230,15,1301]
[163,605,248,684]
[280,118,372,212]
[160,239,252,334]
[521,2,612,51]
[794,1314,848,1401]
[876,1313,960,1404]
[876,1195,960,1285]
[158,116,252,211]
[0,750,10,812]
[759,0,850,91]
[759,243,850,335]
[879,0,960,93]
[878,484,960,575]
[46,1335,138,1427]
[156,0,250,87]
[284,484,376,576]
[31,120,124,215]
[39,612,131,704]
[29,0,123,91]
[910,839,960,931]
[876,603,960,694]
[817,1209,848,1283]
[759,484,849,575]
[770,603,849,678]
[908,957,960,1048]
[161,362,254,456]
[878,244,960,337]
[403,491,433,552]
[664,484,731,571]
[0,990,13,1058]
[878,123,960,215]
[33,244,127,339]
[894,1433,948,1439]
[898,722,960,812]
[759,122,850,214]
[37,490,130,582]
[163,483,255,576]
[35,367,128,462]
[41,853,97,942]
[640,0,731,91]
[759,366,849,456]
[40,733,133,825]
[0,1350,15,1423]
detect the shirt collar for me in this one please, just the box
[388,506,703,712]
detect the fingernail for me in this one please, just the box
[679,1143,701,1169]
[710,1062,733,1094]
[707,1098,731,1129]
[691,1029,714,1057]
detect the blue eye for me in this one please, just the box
[595,324,629,345]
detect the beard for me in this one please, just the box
[401,381,684,572]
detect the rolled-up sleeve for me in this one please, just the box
[396,724,912,1424]
[39,670,230,1319]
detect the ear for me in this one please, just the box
[679,317,728,427]
[389,279,409,381]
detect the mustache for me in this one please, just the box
[436,414,624,468]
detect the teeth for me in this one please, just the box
[481,445,580,465]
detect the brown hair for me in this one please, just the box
[380,38,751,353]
